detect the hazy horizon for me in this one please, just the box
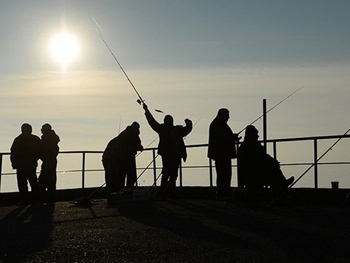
[1,1,350,189]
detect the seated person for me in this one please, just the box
[237,125,294,189]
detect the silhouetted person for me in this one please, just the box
[237,125,294,189]
[208,108,240,200]
[10,123,41,205]
[143,103,192,198]
[38,123,60,202]
[102,122,143,198]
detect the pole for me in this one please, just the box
[238,86,304,135]
[263,99,267,153]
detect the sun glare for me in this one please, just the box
[50,32,80,69]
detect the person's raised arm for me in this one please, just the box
[143,103,160,132]
[182,118,193,137]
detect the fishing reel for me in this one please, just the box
[137,99,163,113]
[136,99,144,105]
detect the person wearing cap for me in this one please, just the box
[237,125,294,189]
[102,122,143,199]
[38,123,60,202]
[10,123,41,205]
[143,103,192,198]
[208,108,240,200]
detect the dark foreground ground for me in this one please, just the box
[0,189,349,263]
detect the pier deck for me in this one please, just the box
[0,191,349,263]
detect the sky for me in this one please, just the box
[1,0,350,187]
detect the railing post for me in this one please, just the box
[236,160,239,187]
[0,154,2,193]
[314,139,318,189]
[152,149,157,186]
[273,141,277,159]
[82,152,86,189]
[135,158,138,187]
[209,158,213,187]
[263,99,267,153]
[179,161,183,187]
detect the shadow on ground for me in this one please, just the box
[0,198,349,263]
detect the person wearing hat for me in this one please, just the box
[237,125,294,189]
[102,122,143,199]
[208,108,240,200]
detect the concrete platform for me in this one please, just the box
[0,196,349,263]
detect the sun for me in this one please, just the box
[50,32,80,68]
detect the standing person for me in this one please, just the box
[10,123,41,205]
[143,103,192,198]
[38,123,60,202]
[102,122,143,199]
[208,108,240,200]
[237,125,294,189]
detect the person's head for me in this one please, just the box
[130,121,140,135]
[21,123,32,135]
[41,123,52,135]
[164,115,174,126]
[131,121,140,130]
[217,108,230,123]
[244,125,259,140]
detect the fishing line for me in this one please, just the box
[237,86,304,134]
[89,14,163,113]
[118,115,122,135]
[267,127,350,208]
[290,127,350,188]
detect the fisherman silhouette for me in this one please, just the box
[38,123,60,203]
[143,103,192,198]
[102,122,143,200]
[208,108,240,200]
[10,123,41,205]
[237,125,294,189]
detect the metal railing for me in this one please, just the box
[1,134,350,193]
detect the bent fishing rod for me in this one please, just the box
[89,14,163,113]
[267,127,350,208]
[290,127,350,188]
[237,85,304,135]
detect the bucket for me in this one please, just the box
[331,181,339,190]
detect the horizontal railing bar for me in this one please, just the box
[264,134,350,143]
[1,133,349,156]
[3,161,350,177]
[1,134,350,192]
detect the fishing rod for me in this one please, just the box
[136,137,158,158]
[184,116,202,140]
[118,115,122,135]
[289,127,350,188]
[267,127,350,208]
[237,86,304,135]
[89,14,163,113]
